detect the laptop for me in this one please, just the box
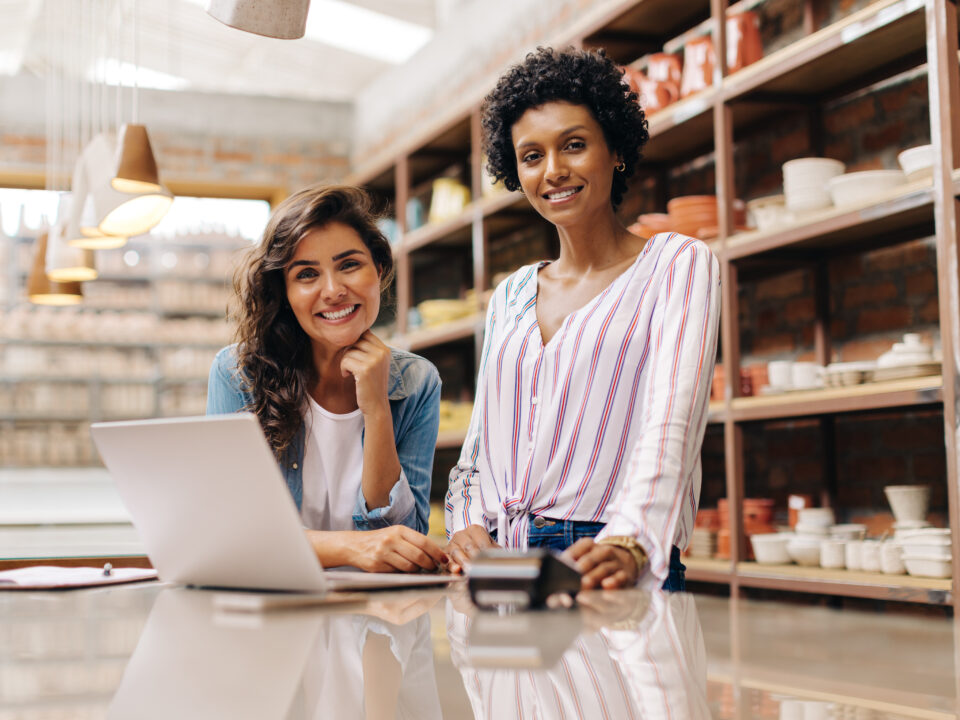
[91,413,456,593]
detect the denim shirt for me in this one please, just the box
[206,344,441,534]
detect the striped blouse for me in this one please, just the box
[445,232,721,589]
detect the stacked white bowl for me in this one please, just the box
[782,158,845,213]
[788,507,836,566]
[688,527,716,558]
[896,527,952,578]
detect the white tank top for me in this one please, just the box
[300,395,364,531]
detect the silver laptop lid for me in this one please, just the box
[91,414,327,593]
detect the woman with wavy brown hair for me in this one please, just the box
[207,184,447,573]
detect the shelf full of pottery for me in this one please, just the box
[765,333,938,395]
[750,485,951,580]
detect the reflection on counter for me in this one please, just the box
[447,589,710,719]
[109,588,443,720]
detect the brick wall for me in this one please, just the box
[0,130,350,193]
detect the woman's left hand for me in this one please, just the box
[565,538,641,590]
[340,330,392,416]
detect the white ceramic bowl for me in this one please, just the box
[903,554,953,578]
[787,536,822,566]
[845,540,863,570]
[750,533,791,564]
[897,144,934,182]
[820,538,845,569]
[783,157,846,181]
[880,541,905,575]
[894,526,949,540]
[830,523,867,540]
[860,540,882,572]
[746,194,788,231]
[794,522,830,537]
[797,507,836,527]
[827,170,906,207]
[884,485,931,523]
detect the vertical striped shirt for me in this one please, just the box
[445,232,721,589]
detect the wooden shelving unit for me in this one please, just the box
[349,0,960,609]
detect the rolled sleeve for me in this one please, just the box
[352,467,416,530]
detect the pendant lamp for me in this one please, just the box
[30,232,85,304]
[66,142,128,249]
[206,0,311,39]
[46,219,98,282]
[81,132,173,238]
[111,124,163,193]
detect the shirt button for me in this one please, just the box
[531,397,539,405]
[291,463,299,470]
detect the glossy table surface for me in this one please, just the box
[1,580,957,719]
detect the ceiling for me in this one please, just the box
[0,0,454,102]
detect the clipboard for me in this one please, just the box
[0,565,159,590]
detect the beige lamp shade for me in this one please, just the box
[28,232,83,305]
[80,132,173,237]
[112,124,163,193]
[206,0,310,39]
[46,218,98,282]
[73,193,128,249]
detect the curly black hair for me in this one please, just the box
[481,47,649,209]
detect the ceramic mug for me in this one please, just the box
[845,540,863,571]
[767,360,793,389]
[647,52,683,85]
[726,11,763,73]
[681,36,716,97]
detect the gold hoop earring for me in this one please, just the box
[616,161,626,173]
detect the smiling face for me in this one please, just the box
[284,222,382,353]
[511,101,620,228]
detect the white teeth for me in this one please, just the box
[547,187,580,200]
[320,305,357,320]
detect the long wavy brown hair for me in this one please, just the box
[232,184,395,455]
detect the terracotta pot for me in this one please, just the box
[647,52,683,86]
[636,75,679,113]
[727,11,763,74]
[681,36,716,97]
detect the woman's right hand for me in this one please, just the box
[446,524,499,574]
[321,526,449,573]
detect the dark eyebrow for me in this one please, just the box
[287,249,364,272]
[516,125,588,150]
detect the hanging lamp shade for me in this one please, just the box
[46,215,98,283]
[206,0,310,39]
[72,193,128,249]
[29,232,84,304]
[81,132,174,237]
[111,124,163,193]
[66,147,127,249]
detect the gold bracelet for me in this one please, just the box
[597,536,648,573]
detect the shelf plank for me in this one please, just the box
[644,90,717,162]
[723,0,926,102]
[736,561,952,604]
[388,315,481,352]
[436,429,467,450]
[684,556,734,582]
[396,192,530,255]
[729,375,942,421]
[723,179,935,261]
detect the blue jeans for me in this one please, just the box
[493,516,686,592]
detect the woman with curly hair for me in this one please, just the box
[445,47,721,591]
[207,184,447,573]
